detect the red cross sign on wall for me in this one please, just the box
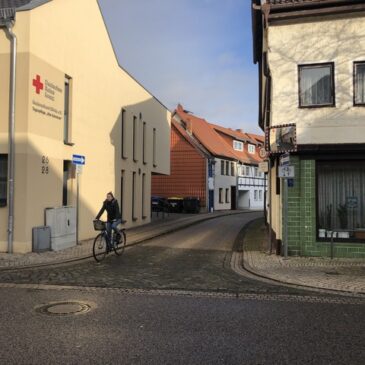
[32,75,44,94]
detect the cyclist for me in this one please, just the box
[95,192,122,248]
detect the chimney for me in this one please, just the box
[236,129,243,133]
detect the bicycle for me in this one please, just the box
[92,220,127,262]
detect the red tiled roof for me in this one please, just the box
[173,105,264,165]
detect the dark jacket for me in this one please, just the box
[96,199,121,222]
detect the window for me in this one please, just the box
[246,166,250,176]
[219,188,223,203]
[225,161,229,176]
[259,190,263,201]
[254,190,258,201]
[142,173,147,219]
[120,170,125,220]
[143,121,147,164]
[133,116,138,162]
[153,128,157,167]
[231,162,235,176]
[225,188,230,203]
[248,144,255,154]
[64,75,72,144]
[221,160,225,175]
[132,172,137,220]
[233,140,243,151]
[354,62,365,106]
[317,161,365,239]
[62,160,74,206]
[299,63,335,107]
[121,109,127,159]
[0,155,7,207]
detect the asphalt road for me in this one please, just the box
[0,212,364,364]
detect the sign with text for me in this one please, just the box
[258,161,269,173]
[279,165,295,178]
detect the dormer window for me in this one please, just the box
[248,144,255,154]
[233,140,243,151]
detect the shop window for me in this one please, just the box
[317,161,365,240]
[354,62,365,106]
[0,155,7,207]
[299,63,335,107]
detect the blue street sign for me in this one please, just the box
[72,154,86,165]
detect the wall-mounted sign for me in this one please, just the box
[72,154,86,165]
[258,161,269,173]
[279,165,295,178]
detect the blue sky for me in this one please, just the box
[98,0,259,133]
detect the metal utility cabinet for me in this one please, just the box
[45,207,76,251]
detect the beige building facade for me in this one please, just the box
[252,0,365,258]
[0,0,171,253]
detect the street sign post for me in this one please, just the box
[72,154,86,244]
[279,163,294,259]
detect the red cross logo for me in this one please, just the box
[32,75,44,94]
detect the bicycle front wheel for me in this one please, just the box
[114,230,127,256]
[93,233,107,262]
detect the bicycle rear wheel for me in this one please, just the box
[93,233,107,262]
[114,230,127,256]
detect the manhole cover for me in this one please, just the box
[36,301,91,316]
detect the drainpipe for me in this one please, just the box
[0,8,17,254]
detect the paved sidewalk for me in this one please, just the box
[241,219,365,295]
[0,210,250,270]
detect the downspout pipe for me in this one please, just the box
[0,8,17,254]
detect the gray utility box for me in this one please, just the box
[45,206,76,251]
[32,226,51,252]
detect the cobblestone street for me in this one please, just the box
[0,213,307,295]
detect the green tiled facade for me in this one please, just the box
[283,156,365,258]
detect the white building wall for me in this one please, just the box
[237,164,265,210]
[213,158,236,210]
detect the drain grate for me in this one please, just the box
[36,301,91,316]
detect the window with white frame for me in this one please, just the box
[233,140,243,151]
[254,190,258,201]
[248,144,255,154]
[246,166,250,176]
